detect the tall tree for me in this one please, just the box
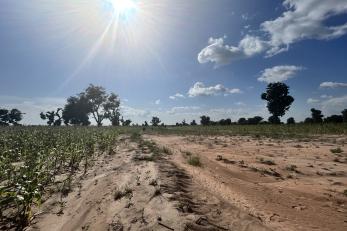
[200,115,211,126]
[104,93,121,126]
[261,82,294,124]
[151,116,161,126]
[62,95,92,126]
[310,108,324,123]
[83,85,121,126]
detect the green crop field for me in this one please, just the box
[0,126,120,228]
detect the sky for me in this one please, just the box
[0,0,347,125]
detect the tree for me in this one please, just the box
[287,117,295,124]
[310,108,324,123]
[0,108,23,126]
[261,82,294,123]
[143,121,149,126]
[122,119,132,126]
[83,84,121,126]
[247,116,263,125]
[200,115,211,126]
[62,95,91,126]
[238,117,247,125]
[304,117,313,124]
[190,120,197,126]
[268,115,281,124]
[0,109,9,126]
[324,115,343,123]
[40,108,62,126]
[104,93,121,126]
[182,119,188,126]
[151,116,161,126]
[342,109,347,123]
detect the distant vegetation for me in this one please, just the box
[0,83,347,127]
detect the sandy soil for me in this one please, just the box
[148,134,347,231]
[27,136,268,231]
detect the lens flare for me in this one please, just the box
[107,0,138,18]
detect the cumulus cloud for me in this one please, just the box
[199,0,347,65]
[321,95,347,114]
[154,99,160,105]
[197,36,267,66]
[320,82,347,88]
[258,65,304,83]
[307,98,320,104]
[188,82,242,97]
[169,93,185,100]
[262,0,347,56]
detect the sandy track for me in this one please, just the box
[148,135,347,231]
[28,136,267,231]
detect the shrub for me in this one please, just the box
[330,147,343,154]
[188,156,201,167]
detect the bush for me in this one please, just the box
[188,156,201,167]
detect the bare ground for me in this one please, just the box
[27,135,268,231]
[148,134,347,231]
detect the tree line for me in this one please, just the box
[1,83,346,126]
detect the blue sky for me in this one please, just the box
[1,0,347,125]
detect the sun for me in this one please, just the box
[107,0,138,17]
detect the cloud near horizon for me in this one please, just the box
[188,82,242,97]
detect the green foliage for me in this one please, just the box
[330,147,343,154]
[0,108,23,126]
[151,116,161,126]
[310,108,324,123]
[287,117,295,124]
[200,115,211,126]
[0,126,119,228]
[261,82,294,120]
[187,156,201,167]
[40,108,63,126]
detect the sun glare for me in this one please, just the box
[107,0,138,17]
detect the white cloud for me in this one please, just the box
[154,99,160,105]
[188,82,242,97]
[120,105,150,117]
[258,65,304,83]
[320,94,333,99]
[261,0,347,56]
[321,95,347,114]
[167,106,201,115]
[307,98,320,104]
[169,93,185,100]
[197,36,266,66]
[320,82,347,88]
[199,0,347,65]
